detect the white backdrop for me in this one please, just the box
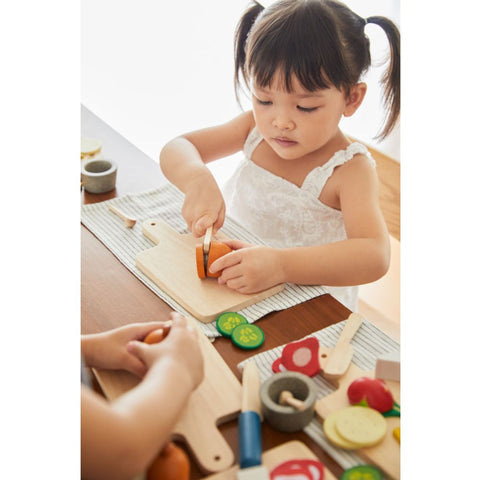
[81,0,401,185]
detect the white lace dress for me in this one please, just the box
[223,127,376,311]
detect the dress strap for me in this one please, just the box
[302,142,376,198]
[243,127,263,159]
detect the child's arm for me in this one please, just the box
[81,314,204,480]
[209,155,390,292]
[160,111,253,236]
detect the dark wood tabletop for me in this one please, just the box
[81,104,354,479]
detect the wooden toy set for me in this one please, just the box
[115,214,400,478]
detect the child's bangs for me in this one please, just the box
[247,2,352,94]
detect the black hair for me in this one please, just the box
[234,0,400,140]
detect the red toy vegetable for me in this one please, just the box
[347,376,394,413]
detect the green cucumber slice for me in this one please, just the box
[216,312,248,337]
[231,324,265,349]
[341,465,383,480]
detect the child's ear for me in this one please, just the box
[343,83,367,117]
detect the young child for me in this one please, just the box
[160,0,400,311]
[81,312,204,480]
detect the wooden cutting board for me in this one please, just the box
[201,440,338,479]
[93,317,242,474]
[316,346,400,480]
[135,219,284,323]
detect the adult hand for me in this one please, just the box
[127,312,204,391]
[81,320,170,377]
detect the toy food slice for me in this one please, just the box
[270,459,325,479]
[335,406,387,448]
[341,465,383,480]
[323,410,364,450]
[281,337,320,377]
[216,312,248,337]
[231,324,265,349]
[195,241,232,278]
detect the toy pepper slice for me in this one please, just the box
[216,312,248,337]
[195,241,232,278]
[231,324,265,349]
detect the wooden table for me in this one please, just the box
[81,105,356,479]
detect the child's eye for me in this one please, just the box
[254,96,272,106]
[297,106,318,113]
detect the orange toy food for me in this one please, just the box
[146,442,190,480]
[195,241,232,278]
[143,321,172,344]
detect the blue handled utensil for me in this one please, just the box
[237,362,269,480]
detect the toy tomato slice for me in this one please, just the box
[270,459,325,479]
[281,337,320,377]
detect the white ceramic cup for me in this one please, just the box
[81,158,117,194]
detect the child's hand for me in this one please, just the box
[183,174,225,237]
[127,313,204,391]
[209,241,285,294]
[81,321,170,377]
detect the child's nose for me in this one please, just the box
[273,113,294,131]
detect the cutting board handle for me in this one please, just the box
[173,422,234,473]
[142,219,178,245]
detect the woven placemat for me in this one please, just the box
[81,184,327,336]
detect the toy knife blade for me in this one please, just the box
[202,226,213,273]
[236,362,268,480]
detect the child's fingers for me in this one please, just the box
[209,250,241,274]
[126,340,149,362]
[220,239,252,250]
[133,321,171,341]
[125,355,149,378]
[193,214,216,237]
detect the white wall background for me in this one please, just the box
[81,0,400,186]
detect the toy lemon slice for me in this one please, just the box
[216,312,248,337]
[335,406,387,448]
[323,410,364,449]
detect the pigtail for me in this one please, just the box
[366,16,401,140]
[234,1,264,104]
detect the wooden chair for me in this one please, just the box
[354,141,400,341]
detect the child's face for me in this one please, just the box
[251,72,350,160]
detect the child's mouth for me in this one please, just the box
[273,137,297,148]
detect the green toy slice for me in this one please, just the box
[231,324,265,349]
[216,312,248,337]
[341,465,383,480]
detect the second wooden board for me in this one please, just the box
[202,440,337,479]
[316,346,400,480]
[135,219,284,323]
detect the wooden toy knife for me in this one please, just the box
[202,226,213,274]
[237,362,269,480]
[323,312,363,381]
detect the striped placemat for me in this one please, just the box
[237,318,400,471]
[81,184,327,337]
